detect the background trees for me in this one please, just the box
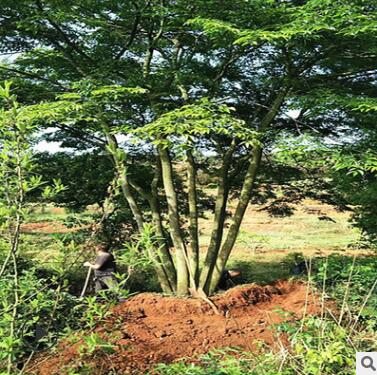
[0,0,376,295]
[32,152,114,211]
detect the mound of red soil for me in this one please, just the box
[28,280,323,375]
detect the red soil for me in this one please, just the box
[28,280,324,375]
[21,221,74,234]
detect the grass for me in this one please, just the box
[17,199,373,287]
[199,198,367,285]
[26,205,67,222]
[198,199,361,261]
[232,199,360,255]
[227,258,291,285]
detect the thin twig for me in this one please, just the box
[338,253,357,324]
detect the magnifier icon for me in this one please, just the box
[362,356,377,371]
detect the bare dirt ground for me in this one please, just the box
[21,221,75,234]
[28,280,326,375]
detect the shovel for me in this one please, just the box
[80,267,92,298]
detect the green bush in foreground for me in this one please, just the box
[0,265,128,373]
[314,254,377,326]
[0,269,80,371]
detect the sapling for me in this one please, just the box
[0,81,67,373]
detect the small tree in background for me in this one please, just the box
[32,151,114,211]
[0,82,70,373]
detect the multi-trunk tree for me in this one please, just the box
[1,0,376,295]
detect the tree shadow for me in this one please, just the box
[227,259,292,285]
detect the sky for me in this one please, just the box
[33,140,72,153]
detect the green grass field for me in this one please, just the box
[18,199,372,287]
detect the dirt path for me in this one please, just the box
[29,280,324,375]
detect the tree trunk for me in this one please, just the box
[105,133,145,231]
[208,145,262,294]
[186,149,199,286]
[148,195,177,293]
[199,145,234,292]
[127,176,177,291]
[148,159,177,292]
[127,166,178,292]
[158,146,189,295]
[207,88,288,294]
[105,132,174,294]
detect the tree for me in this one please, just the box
[31,151,115,211]
[0,0,376,295]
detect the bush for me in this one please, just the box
[314,254,377,328]
[0,269,81,370]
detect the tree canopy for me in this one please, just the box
[0,0,376,295]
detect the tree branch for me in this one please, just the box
[115,4,141,60]
[35,0,93,62]
[186,149,199,285]
[208,88,288,294]
[0,65,68,90]
[199,141,236,291]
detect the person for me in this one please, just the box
[83,243,118,295]
[217,269,241,290]
[291,260,308,275]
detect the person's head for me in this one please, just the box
[96,243,110,253]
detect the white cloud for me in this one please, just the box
[33,140,74,153]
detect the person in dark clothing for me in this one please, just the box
[291,260,308,275]
[83,243,118,294]
[217,269,241,290]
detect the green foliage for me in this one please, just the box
[78,296,113,329]
[31,152,115,211]
[0,268,81,368]
[78,333,116,356]
[155,349,265,375]
[193,0,376,46]
[0,81,44,373]
[115,225,163,292]
[281,317,358,375]
[0,81,37,222]
[131,100,258,149]
[0,254,131,371]
[292,89,377,117]
[314,255,377,324]
[273,134,377,244]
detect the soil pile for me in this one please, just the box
[29,280,323,375]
